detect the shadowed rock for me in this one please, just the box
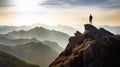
[49,24,120,67]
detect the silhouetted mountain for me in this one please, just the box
[42,41,63,53]
[0,51,39,67]
[0,37,39,46]
[6,27,70,48]
[49,24,120,67]
[0,42,59,67]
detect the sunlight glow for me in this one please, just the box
[1,0,119,26]
[12,0,57,26]
[15,0,44,12]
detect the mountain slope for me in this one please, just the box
[49,24,120,67]
[6,27,70,48]
[0,42,59,67]
[0,37,39,46]
[42,41,63,53]
[0,51,39,67]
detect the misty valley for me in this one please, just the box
[0,24,71,67]
[0,24,120,67]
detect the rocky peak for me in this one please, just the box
[84,24,114,37]
[84,24,98,34]
[98,28,114,38]
[83,24,115,41]
[49,24,120,67]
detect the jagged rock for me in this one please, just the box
[49,24,120,67]
[98,28,114,38]
[74,31,82,37]
[65,31,82,51]
[84,24,98,34]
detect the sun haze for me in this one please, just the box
[0,0,120,26]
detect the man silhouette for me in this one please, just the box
[89,14,93,24]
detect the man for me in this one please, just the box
[89,14,93,24]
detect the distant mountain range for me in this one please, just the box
[0,37,39,46]
[0,51,39,67]
[0,25,64,67]
[0,25,32,34]
[6,27,69,48]
[0,34,63,53]
[0,42,60,67]
[0,24,76,35]
[31,23,77,35]
[0,23,119,36]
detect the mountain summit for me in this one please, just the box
[49,24,120,67]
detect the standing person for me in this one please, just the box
[89,14,93,24]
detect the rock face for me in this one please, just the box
[49,24,120,67]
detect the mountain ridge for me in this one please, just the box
[49,24,120,67]
[0,37,39,46]
[0,41,60,67]
[6,27,69,48]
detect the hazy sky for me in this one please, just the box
[0,0,120,26]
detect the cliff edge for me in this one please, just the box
[49,24,120,67]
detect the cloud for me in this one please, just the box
[0,0,14,7]
[42,0,106,5]
[100,0,120,9]
[41,0,120,9]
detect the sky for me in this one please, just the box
[0,0,120,26]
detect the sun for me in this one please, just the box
[11,0,59,26]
